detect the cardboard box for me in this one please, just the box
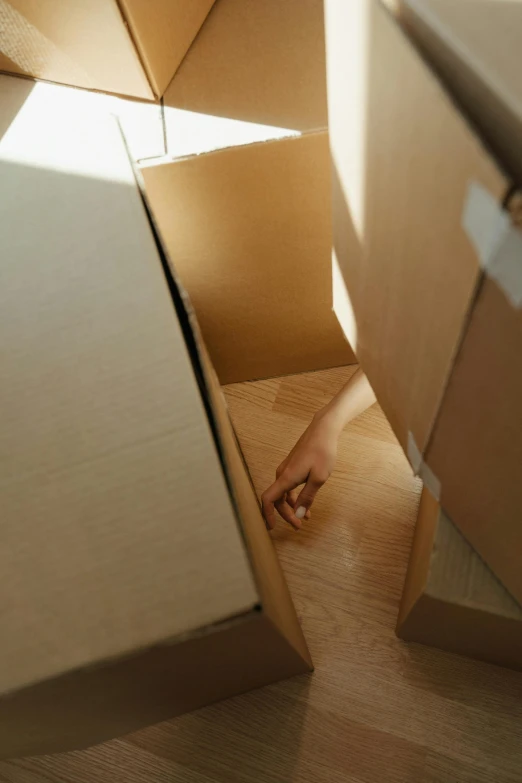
[395,0,522,186]
[0,0,215,99]
[141,132,355,384]
[0,73,311,759]
[398,488,522,670]
[163,0,328,131]
[325,0,522,602]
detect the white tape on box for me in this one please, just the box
[407,431,423,475]
[407,431,441,501]
[463,182,522,309]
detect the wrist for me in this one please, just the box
[313,404,346,435]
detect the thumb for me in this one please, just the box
[294,474,324,519]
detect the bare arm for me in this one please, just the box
[261,368,376,531]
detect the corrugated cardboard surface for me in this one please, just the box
[141,132,354,384]
[427,276,522,605]
[0,74,260,726]
[0,0,153,98]
[117,0,215,98]
[397,0,522,184]
[325,0,508,454]
[398,489,522,669]
[0,0,213,99]
[163,0,328,131]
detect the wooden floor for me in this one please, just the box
[2,366,522,783]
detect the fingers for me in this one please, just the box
[275,498,302,531]
[287,489,310,519]
[294,473,326,518]
[262,476,302,531]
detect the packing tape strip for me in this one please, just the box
[463,182,522,309]
[407,431,441,501]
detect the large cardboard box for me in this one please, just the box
[0,74,311,759]
[0,0,215,99]
[325,0,522,603]
[141,132,354,384]
[398,488,522,670]
[163,0,328,131]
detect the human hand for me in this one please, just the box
[261,412,340,531]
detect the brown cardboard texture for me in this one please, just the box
[163,0,328,131]
[325,0,522,601]
[141,132,355,385]
[396,0,522,185]
[0,0,215,99]
[0,74,310,759]
[426,264,522,608]
[326,0,508,455]
[398,489,522,670]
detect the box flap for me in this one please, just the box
[0,0,153,98]
[397,0,522,183]
[141,132,354,384]
[119,0,215,98]
[163,0,328,131]
[0,74,258,698]
[193,337,312,669]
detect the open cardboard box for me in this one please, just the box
[325,0,522,603]
[398,488,522,670]
[140,130,354,384]
[0,0,215,99]
[0,73,324,759]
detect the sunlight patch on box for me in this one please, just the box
[332,248,358,354]
[163,106,300,160]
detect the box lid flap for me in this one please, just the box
[119,0,215,98]
[163,0,328,131]
[0,75,258,696]
[0,0,153,98]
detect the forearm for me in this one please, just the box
[316,367,376,433]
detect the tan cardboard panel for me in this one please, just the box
[0,75,257,698]
[398,488,522,669]
[0,612,309,759]
[397,0,522,183]
[399,594,522,670]
[142,132,354,384]
[119,0,215,98]
[1,0,153,98]
[427,276,522,604]
[325,0,508,454]
[0,49,26,77]
[430,497,522,618]
[396,487,434,624]
[196,337,312,668]
[163,0,328,131]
